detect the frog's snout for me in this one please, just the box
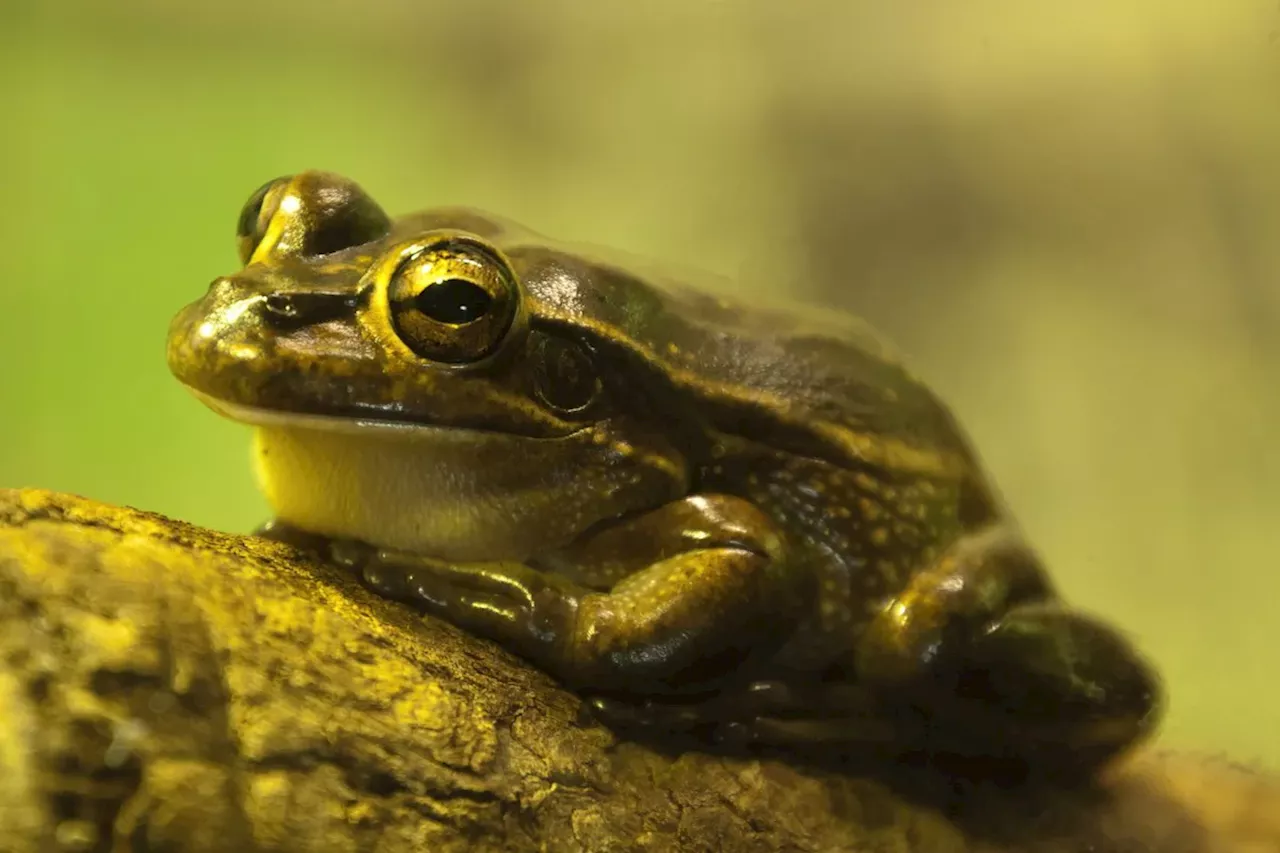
[166,276,272,391]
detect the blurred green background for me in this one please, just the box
[2,1,1277,769]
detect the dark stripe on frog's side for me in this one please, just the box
[503,242,974,481]
[376,206,979,487]
[256,206,978,485]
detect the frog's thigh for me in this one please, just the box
[856,524,1053,686]
[365,494,798,692]
[855,525,1160,766]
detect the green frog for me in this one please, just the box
[168,171,1161,772]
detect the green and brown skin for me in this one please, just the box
[167,171,1161,773]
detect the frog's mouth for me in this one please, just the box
[188,389,587,442]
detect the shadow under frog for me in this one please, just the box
[168,171,1163,787]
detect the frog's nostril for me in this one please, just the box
[264,294,299,319]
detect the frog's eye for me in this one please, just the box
[236,172,392,265]
[388,239,519,364]
[529,333,602,415]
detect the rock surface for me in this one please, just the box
[0,489,1275,852]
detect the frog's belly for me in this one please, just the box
[253,424,674,562]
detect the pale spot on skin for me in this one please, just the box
[858,498,882,522]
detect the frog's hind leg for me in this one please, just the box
[856,525,1162,769]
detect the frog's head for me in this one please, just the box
[168,171,686,559]
[169,170,621,439]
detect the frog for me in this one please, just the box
[167,170,1161,774]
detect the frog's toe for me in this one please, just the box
[744,714,905,749]
[254,519,328,552]
[585,683,801,734]
[585,695,765,749]
[585,695,703,733]
[361,560,465,612]
[584,696,646,729]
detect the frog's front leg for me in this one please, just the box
[361,494,801,694]
[856,525,1162,766]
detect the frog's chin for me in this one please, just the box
[184,389,687,560]
[248,418,679,563]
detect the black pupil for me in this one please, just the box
[415,278,493,325]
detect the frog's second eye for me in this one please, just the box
[235,172,393,265]
[236,177,287,265]
[388,240,519,364]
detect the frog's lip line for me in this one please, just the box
[184,388,585,442]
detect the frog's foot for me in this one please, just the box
[361,554,580,665]
[586,680,907,751]
[254,520,376,567]
[253,519,333,555]
[585,681,804,741]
